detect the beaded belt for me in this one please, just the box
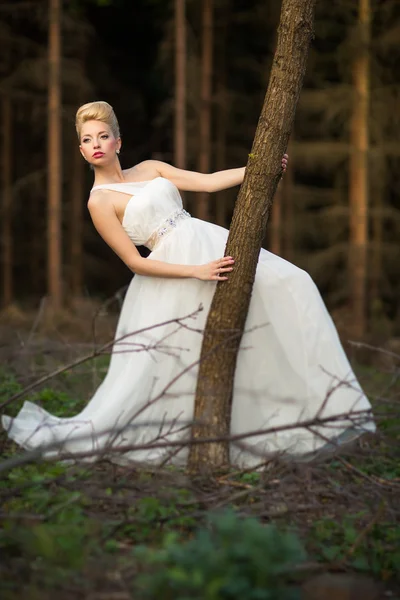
[145,208,191,251]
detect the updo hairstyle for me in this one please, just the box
[75,101,120,140]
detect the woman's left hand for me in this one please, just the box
[281,153,289,172]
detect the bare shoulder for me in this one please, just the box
[124,160,162,181]
[87,189,115,213]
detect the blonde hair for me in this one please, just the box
[75,101,120,139]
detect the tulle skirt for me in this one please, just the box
[2,217,375,466]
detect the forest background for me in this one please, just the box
[1,2,400,597]
[1,0,400,342]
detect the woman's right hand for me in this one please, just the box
[193,256,235,281]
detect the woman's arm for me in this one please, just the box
[88,193,234,280]
[142,155,288,193]
[155,162,245,193]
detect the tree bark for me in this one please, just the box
[349,0,370,338]
[196,0,213,221]
[1,95,13,308]
[47,0,63,310]
[188,0,317,471]
[69,146,84,298]
[174,0,186,172]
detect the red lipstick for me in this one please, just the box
[93,152,104,158]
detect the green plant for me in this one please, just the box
[28,387,85,416]
[0,368,22,400]
[113,492,198,544]
[1,485,95,574]
[309,514,400,580]
[134,510,305,600]
[0,369,85,422]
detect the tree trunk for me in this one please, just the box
[174,0,186,172]
[47,0,62,309]
[29,192,43,296]
[369,149,385,312]
[215,82,228,227]
[1,95,13,308]
[349,0,370,338]
[196,0,213,221]
[69,147,84,298]
[188,0,316,471]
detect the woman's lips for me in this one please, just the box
[93,152,104,158]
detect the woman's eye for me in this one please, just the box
[82,138,90,143]
[101,135,109,139]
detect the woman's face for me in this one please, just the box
[79,120,121,166]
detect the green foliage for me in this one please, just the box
[134,510,306,600]
[107,490,198,544]
[29,387,85,416]
[1,364,399,596]
[235,471,261,485]
[310,513,400,581]
[0,368,85,419]
[350,452,400,480]
[1,517,93,571]
[0,368,22,403]
[1,476,94,572]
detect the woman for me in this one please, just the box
[2,101,375,466]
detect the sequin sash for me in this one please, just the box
[145,208,191,251]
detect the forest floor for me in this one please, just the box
[0,304,399,599]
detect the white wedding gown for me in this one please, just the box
[2,177,375,466]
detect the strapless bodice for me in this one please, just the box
[90,177,190,250]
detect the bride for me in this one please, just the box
[2,101,375,466]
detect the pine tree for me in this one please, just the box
[1,95,13,308]
[174,0,187,172]
[348,0,371,338]
[47,0,63,309]
[196,0,213,221]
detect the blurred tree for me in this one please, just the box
[1,0,399,330]
[47,0,62,309]
[68,145,85,299]
[174,0,187,172]
[290,0,400,328]
[264,1,290,259]
[0,0,94,303]
[196,0,213,221]
[349,0,370,338]
[0,8,44,307]
[215,0,230,228]
[189,0,317,471]
[270,185,283,256]
[369,150,386,331]
[1,95,13,308]
[282,137,295,260]
[368,0,400,328]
